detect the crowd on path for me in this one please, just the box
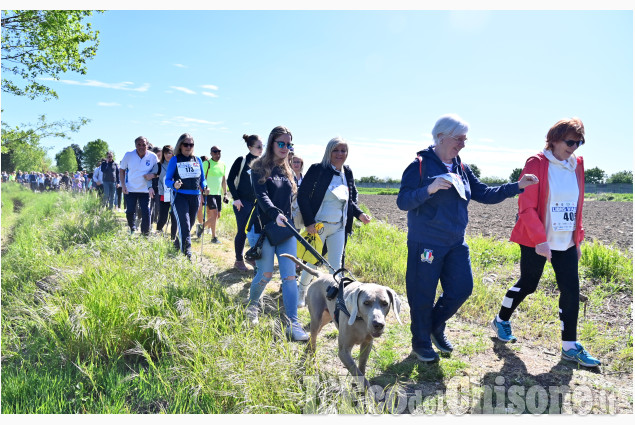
[2,115,601,367]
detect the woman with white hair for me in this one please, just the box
[296,137,372,307]
[397,114,539,363]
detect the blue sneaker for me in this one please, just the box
[491,318,517,343]
[411,347,439,363]
[562,343,601,367]
[431,329,454,353]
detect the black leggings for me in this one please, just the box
[498,244,580,341]
[233,199,254,261]
[156,201,177,239]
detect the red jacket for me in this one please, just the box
[509,152,585,248]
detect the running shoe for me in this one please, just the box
[491,318,518,343]
[286,323,309,341]
[411,347,439,363]
[196,224,204,238]
[245,304,259,326]
[211,237,221,244]
[431,328,454,353]
[562,343,601,367]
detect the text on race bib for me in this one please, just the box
[551,201,577,232]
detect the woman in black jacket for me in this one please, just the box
[296,137,371,307]
[227,134,263,271]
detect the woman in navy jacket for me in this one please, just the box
[165,133,208,260]
[296,137,371,306]
[397,114,538,362]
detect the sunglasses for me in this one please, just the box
[182,143,194,148]
[276,141,294,149]
[211,150,221,153]
[563,138,584,148]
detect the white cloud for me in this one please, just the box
[202,91,218,98]
[97,102,121,107]
[174,64,187,68]
[170,86,196,95]
[201,84,219,90]
[160,116,223,126]
[40,78,149,92]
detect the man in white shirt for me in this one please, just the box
[119,136,158,235]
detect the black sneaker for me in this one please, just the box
[196,224,204,238]
[411,347,439,362]
[431,329,454,353]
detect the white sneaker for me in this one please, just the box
[286,323,309,342]
[246,304,259,326]
[297,283,309,308]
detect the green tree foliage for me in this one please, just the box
[359,176,382,184]
[466,163,481,178]
[83,139,110,170]
[509,168,522,183]
[1,10,103,100]
[585,166,606,184]
[1,115,89,172]
[480,176,508,185]
[606,170,633,184]
[56,146,78,173]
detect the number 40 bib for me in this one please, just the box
[551,201,577,232]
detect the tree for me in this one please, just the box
[359,176,382,184]
[606,170,633,184]
[1,10,103,100]
[480,176,508,185]
[509,168,522,183]
[585,166,606,184]
[83,139,110,170]
[57,146,78,173]
[1,114,89,172]
[466,163,481,178]
[70,144,84,171]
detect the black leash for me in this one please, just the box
[283,220,358,324]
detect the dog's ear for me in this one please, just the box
[344,286,361,326]
[387,288,403,325]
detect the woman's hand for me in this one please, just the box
[577,245,582,261]
[518,174,539,189]
[535,242,552,262]
[203,187,210,196]
[233,199,243,211]
[427,177,452,195]
[359,213,371,224]
[306,224,317,234]
[276,213,287,227]
[174,179,182,190]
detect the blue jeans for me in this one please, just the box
[102,182,116,209]
[406,240,473,352]
[125,192,151,235]
[248,233,299,324]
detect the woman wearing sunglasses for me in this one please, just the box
[296,137,371,307]
[245,125,309,342]
[491,117,600,367]
[227,134,263,271]
[165,133,208,260]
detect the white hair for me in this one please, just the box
[321,137,348,167]
[431,114,470,145]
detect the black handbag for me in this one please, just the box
[244,232,265,261]
[263,220,294,246]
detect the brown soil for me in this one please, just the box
[359,195,633,252]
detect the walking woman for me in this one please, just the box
[296,137,371,307]
[156,145,177,240]
[227,134,263,271]
[492,117,600,367]
[245,126,308,342]
[397,113,538,362]
[165,134,208,260]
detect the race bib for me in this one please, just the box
[432,173,467,200]
[551,201,577,232]
[177,161,201,179]
[329,184,349,202]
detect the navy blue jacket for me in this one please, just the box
[251,165,294,233]
[396,146,522,247]
[227,153,258,203]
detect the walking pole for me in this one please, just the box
[199,192,207,262]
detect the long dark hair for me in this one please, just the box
[160,145,173,164]
[249,126,297,193]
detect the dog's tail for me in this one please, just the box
[280,254,320,276]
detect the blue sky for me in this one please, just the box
[2,8,633,180]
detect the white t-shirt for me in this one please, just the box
[120,150,158,193]
[543,149,579,251]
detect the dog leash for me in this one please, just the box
[283,220,359,324]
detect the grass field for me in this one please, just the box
[1,182,632,413]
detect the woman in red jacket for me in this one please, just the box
[491,117,600,367]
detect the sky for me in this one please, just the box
[2,5,633,181]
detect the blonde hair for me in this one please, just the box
[249,126,297,194]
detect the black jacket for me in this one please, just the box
[297,163,363,236]
[251,165,294,233]
[227,153,258,203]
[100,160,120,184]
